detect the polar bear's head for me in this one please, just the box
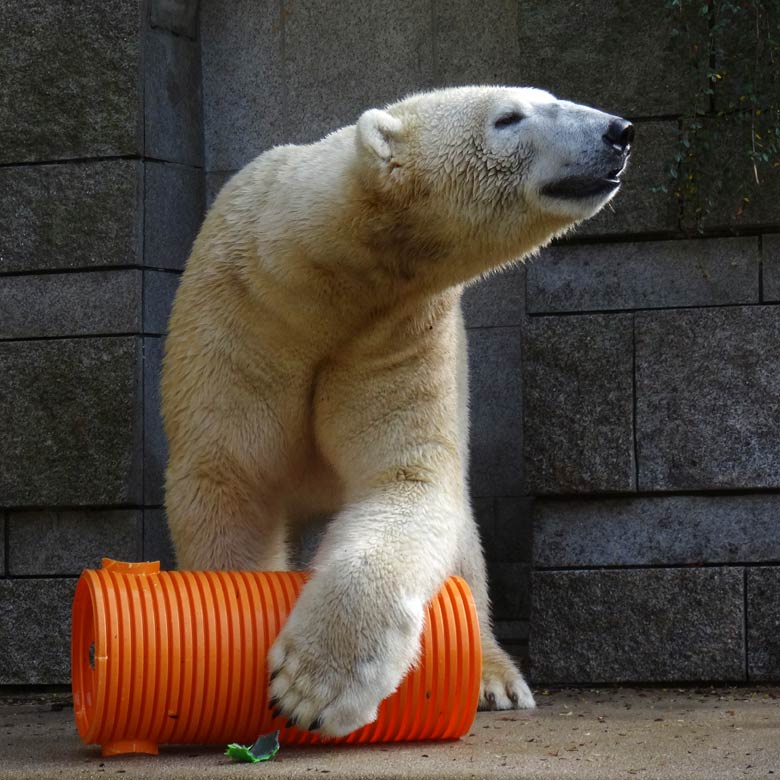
[354,86,633,282]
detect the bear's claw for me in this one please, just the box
[479,644,536,711]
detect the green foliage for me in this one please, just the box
[660,0,779,229]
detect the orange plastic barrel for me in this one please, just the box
[71,559,481,756]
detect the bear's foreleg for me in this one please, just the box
[162,334,301,572]
[267,474,462,737]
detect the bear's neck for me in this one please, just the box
[337,185,572,297]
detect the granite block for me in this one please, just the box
[687,118,780,232]
[471,497,494,534]
[145,26,203,166]
[205,171,236,209]
[283,0,433,146]
[515,2,708,117]
[201,0,286,170]
[433,0,521,86]
[144,337,167,505]
[711,3,778,113]
[527,237,759,314]
[0,271,142,339]
[468,327,524,497]
[763,234,780,303]
[0,161,143,274]
[580,121,680,237]
[489,562,532,622]
[290,519,329,570]
[747,567,780,681]
[474,497,535,565]
[1,0,143,162]
[0,338,143,506]
[7,510,140,575]
[462,264,526,328]
[530,568,746,684]
[523,315,635,494]
[0,578,77,684]
[534,494,780,569]
[143,508,176,570]
[636,306,780,490]
[493,498,534,564]
[144,162,204,270]
[494,620,529,644]
[150,0,199,38]
[144,271,180,334]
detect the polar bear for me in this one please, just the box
[162,86,632,736]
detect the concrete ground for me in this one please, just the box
[0,687,777,780]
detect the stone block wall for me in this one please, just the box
[519,16,779,676]
[0,0,201,685]
[2,0,778,687]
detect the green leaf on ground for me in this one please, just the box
[225,730,281,763]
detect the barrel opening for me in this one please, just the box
[71,576,98,739]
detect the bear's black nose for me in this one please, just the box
[603,118,634,152]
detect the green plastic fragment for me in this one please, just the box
[225,730,281,763]
[225,744,258,763]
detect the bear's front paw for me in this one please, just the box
[267,581,424,737]
[479,644,536,710]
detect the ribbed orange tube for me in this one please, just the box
[71,559,481,756]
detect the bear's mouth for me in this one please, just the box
[541,172,623,200]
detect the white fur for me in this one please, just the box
[162,86,628,736]
[357,108,403,160]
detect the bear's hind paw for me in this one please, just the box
[479,648,535,710]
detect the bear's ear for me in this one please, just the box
[357,108,403,162]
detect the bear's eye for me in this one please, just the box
[494,112,525,128]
